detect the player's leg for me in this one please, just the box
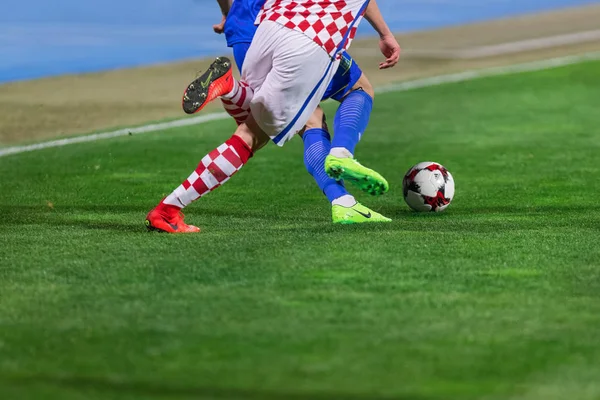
[146,29,276,233]
[219,42,254,125]
[302,107,390,224]
[331,72,375,156]
[145,115,270,233]
[302,108,353,206]
[146,21,334,233]
[182,54,256,122]
[182,56,235,114]
[323,54,388,196]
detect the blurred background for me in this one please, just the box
[1,0,598,81]
[1,0,599,144]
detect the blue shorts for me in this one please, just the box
[322,51,363,102]
[232,43,362,103]
[232,42,251,75]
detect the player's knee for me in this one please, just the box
[234,114,270,152]
[353,73,374,100]
[304,107,329,133]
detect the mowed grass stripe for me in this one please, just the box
[0,61,599,400]
[1,51,599,158]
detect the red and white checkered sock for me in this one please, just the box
[221,80,253,125]
[161,135,253,208]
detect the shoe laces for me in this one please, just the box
[159,208,185,225]
[171,211,187,225]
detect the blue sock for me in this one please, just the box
[303,128,349,203]
[332,89,373,155]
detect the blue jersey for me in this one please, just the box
[224,0,263,47]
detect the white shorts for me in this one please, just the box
[241,21,340,146]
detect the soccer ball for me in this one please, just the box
[402,162,455,212]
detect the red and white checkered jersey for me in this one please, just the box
[256,0,369,57]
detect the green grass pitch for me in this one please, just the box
[1,60,600,400]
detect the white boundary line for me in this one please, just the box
[376,51,600,94]
[1,51,599,159]
[0,112,229,158]
[353,30,600,59]
[455,30,600,59]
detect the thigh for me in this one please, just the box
[240,22,280,93]
[250,23,340,145]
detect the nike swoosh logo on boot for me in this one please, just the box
[355,210,372,218]
[200,72,213,89]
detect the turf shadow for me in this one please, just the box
[294,207,599,235]
[1,204,596,235]
[0,203,324,228]
[1,374,431,400]
[0,205,142,233]
[0,204,149,214]
[378,204,595,218]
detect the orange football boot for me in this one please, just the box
[145,205,200,233]
[182,56,234,114]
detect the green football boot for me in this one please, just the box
[332,203,392,224]
[325,155,389,196]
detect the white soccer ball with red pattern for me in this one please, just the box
[403,162,455,212]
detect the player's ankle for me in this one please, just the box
[158,197,184,214]
[329,147,353,159]
[221,78,239,100]
[332,194,356,207]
